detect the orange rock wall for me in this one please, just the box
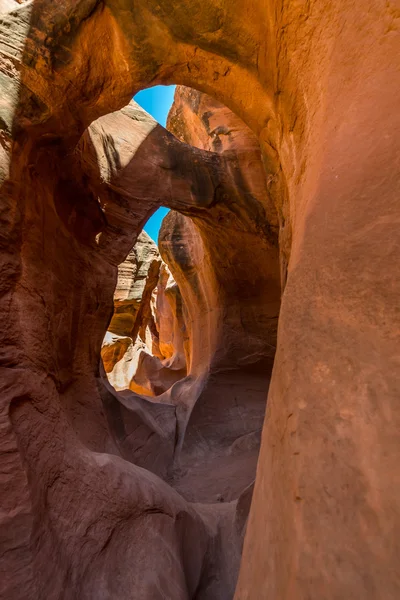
[0,1,399,599]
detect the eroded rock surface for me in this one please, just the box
[102,230,187,396]
[1,1,399,599]
[155,89,281,505]
[99,87,278,510]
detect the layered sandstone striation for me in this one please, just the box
[0,1,399,600]
[102,230,187,396]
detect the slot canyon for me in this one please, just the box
[0,1,399,599]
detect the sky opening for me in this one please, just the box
[143,207,170,244]
[134,85,176,128]
[134,85,175,243]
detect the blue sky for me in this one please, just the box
[143,207,170,244]
[134,85,176,127]
[134,85,175,243]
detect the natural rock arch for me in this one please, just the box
[99,88,281,510]
[0,1,399,599]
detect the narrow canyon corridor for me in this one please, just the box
[101,87,280,516]
[0,1,399,599]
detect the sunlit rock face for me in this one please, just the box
[167,86,281,372]
[102,231,187,396]
[1,1,399,599]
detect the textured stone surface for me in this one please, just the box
[0,85,254,600]
[159,90,280,494]
[0,1,399,599]
[100,87,272,509]
[101,230,166,394]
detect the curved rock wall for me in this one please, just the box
[159,88,280,468]
[167,86,281,370]
[0,1,399,599]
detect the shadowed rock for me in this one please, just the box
[0,1,399,599]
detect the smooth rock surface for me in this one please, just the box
[0,1,399,599]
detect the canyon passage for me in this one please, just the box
[0,1,399,599]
